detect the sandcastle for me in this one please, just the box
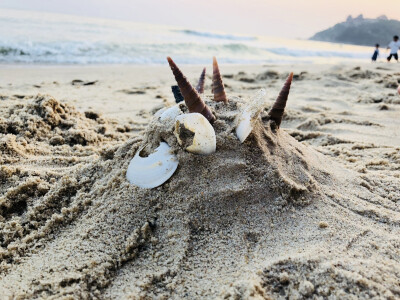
[127,57,295,190]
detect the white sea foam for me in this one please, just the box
[0,9,372,65]
[176,29,257,41]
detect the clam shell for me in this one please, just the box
[235,89,266,143]
[154,107,167,118]
[126,142,179,189]
[174,113,216,155]
[159,104,182,122]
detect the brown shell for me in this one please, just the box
[267,72,293,127]
[167,57,216,124]
[212,57,228,103]
[196,67,206,94]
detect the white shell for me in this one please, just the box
[159,104,182,122]
[126,142,178,189]
[174,113,216,155]
[235,89,266,143]
[154,107,167,118]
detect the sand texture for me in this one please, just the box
[0,63,399,299]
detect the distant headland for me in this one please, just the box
[310,15,400,47]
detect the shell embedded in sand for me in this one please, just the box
[235,89,267,143]
[397,85,400,95]
[174,113,216,155]
[167,57,216,124]
[159,104,183,122]
[196,67,206,94]
[212,57,228,103]
[126,142,179,189]
[267,72,293,128]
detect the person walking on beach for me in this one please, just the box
[371,44,379,62]
[387,35,400,62]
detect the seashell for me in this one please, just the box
[212,57,228,103]
[196,67,206,94]
[159,104,182,122]
[126,142,178,189]
[154,107,167,119]
[397,85,400,95]
[235,89,267,143]
[167,57,216,124]
[267,72,293,128]
[171,85,184,103]
[174,113,216,155]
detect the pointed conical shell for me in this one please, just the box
[196,67,206,94]
[212,57,228,103]
[167,57,216,124]
[126,142,178,189]
[174,113,216,155]
[235,89,267,143]
[267,72,293,128]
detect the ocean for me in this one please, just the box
[0,8,373,65]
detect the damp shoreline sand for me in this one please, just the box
[1,63,400,298]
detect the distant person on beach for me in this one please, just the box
[387,35,400,62]
[371,44,379,62]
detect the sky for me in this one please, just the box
[1,0,399,39]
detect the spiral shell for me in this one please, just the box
[212,57,228,103]
[267,72,293,128]
[196,67,206,94]
[167,57,216,124]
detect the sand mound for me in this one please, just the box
[0,95,132,259]
[0,94,125,146]
[1,95,400,299]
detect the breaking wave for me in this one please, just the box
[176,29,257,41]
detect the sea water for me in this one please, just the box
[0,8,372,65]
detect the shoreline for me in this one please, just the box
[1,60,391,68]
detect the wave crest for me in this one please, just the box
[176,29,257,41]
[0,47,29,56]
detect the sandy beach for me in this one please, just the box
[1,62,400,299]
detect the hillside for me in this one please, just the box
[310,15,400,47]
